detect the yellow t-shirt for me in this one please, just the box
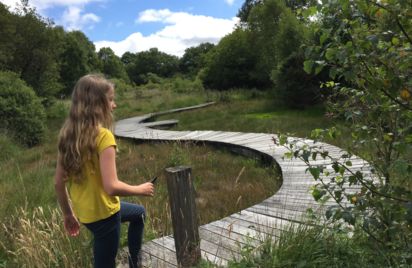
[68,127,120,224]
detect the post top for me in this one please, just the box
[165,166,191,173]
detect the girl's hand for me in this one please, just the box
[64,214,80,237]
[139,182,155,196]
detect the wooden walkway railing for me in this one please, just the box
[114,103,369,267]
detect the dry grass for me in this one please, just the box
[1,206,92,268]
[115,139,281,241]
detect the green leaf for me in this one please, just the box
[334,190,342,200]
[325,48,335,61]
[302,150,311,162]
[332,162,340,173]
[320,32,329,46]
[308,167,321,179]
[311,187,325,201]
[303,60,314,74]
[312,152,318,160]
[392,37,400,45]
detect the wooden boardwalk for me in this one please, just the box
[114,103,369,267]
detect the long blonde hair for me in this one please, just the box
[58,74,114,182]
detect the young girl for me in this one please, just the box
[54,74,154,268]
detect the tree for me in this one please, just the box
[7,2,63,103]
[97,47,129,82]
[202,28,259,90]
[127,48,179,85]
[246,0,307,88]
[237,0,262,23]
[237,0,317,23]
[0,3,17,70]
[120,51,137,65]
[59,30,100,95]
[180,43,214,77]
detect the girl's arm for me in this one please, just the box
[100,146,154,197]
[54,160,80,236]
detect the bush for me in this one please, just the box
[272,53,324,109]
[0,71,46,146]
[46,100,69,120]
[110,78,135,98]
[169,77,204,93]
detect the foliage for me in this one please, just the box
[246,0,288,87]
[126,48,180,85]
[0,71,46,146]
[110,78,134,98]
[284,0,412,264]
[230,0,311,93]
[179,43,215,77]
[59,31,101,96]
[237,0,317,23]
[273,52,323,108]
[97,47,129,82]
[0,2,63,103]
[202,28,260,90]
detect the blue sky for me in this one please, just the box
[1,0,243,57]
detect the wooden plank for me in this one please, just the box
[201,131,243,141]
[201,222,261,246]
[220,133,269,143]
[142,240,177,267]
[199,226,244,253]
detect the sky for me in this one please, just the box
[1,0,243,57]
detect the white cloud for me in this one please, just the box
[136,9,173,23]
[224,0,235,5]
[96,9,239,57]
[60,6,100,31]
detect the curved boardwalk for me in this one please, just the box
[115,103,370,267]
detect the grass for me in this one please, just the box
[228,223,387,268]
[156,97,333,141]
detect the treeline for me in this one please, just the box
[0,0,322,146]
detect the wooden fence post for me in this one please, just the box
[165,166,201,267]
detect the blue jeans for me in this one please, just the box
[84,202,146,268]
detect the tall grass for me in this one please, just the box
[228,223,385,268]
[1,206,92,268]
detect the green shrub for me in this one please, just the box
[0,71,46,146]
[169,77,204,93]
[46,100,69,120]
[272,52,324,109]
[110,78,135,98]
